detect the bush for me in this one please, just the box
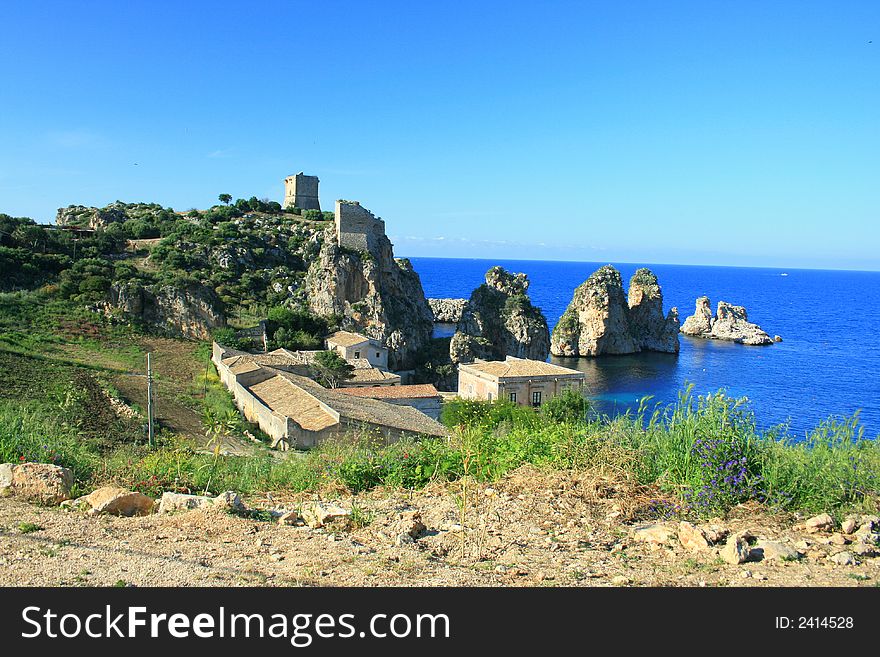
[542,389,591,424]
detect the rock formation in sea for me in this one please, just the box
[550,265,680,357]
[680,297,774,345]
[427,298,468,323]
[305,216,433,371]
[449,266,550,364]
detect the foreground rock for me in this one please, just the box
[7,463,73,504]
[427,298,467,323]
[75,486,154,516]
[158,491,244,514]
[720,535,751,564]
[0,463,13,496]
[450,267,550,364]
[300,502,351,529]
[550,266,679,357]
[680,297,773,346]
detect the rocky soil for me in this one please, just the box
[2,466,876,587]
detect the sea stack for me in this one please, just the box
[449,266,550,364]
[680,297,774,345]
[550,266,679,357]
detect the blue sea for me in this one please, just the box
[408,257,880,439]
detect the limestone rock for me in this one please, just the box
[157,492,213,514]
[627,269,681,353]
[301,502,351,529]
[11,462,73,504]
[830,551,856,566]
[213,491,245,512]
[720,536,751,564]
[841,516,859,535]
[753,540,800,562]
[305,223,433,370]
[277,510,302,526]
[79,486,155,516]
[450,267,550,364]
[678,521,710,551]
[550,266,678,357]
[805,513,835,533]
[106,282,225,340]
[680,297,773,346]
[631,523,676,546]
[0,463,13,496]
[427,298,468,323]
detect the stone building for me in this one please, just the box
[326,330,388,370]
[335,200,386,253]
[212,343,447,449]
[337,384,443,420]
[457,356,585,407]
[283,172,321,211]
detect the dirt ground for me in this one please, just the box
[1,467,877,587]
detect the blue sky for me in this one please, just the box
[0,1,877,269]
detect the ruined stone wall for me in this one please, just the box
[283,173,321,211]
[335,200,386,253]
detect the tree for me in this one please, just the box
[541,389,591,424]
[218,193,232,205]
[310,350,354,389]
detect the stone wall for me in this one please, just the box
[283,173,321,211]
[335,200,386,253]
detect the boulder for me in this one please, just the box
[0,463,13,496]
[550,266,678,357]
[830,551,856,566]
[720,536,751,565]
[753,540,800,562]
[277,510,302,526]
[157,492,213,514]
[805,513,834,533]
[301,502,351,529]
[213,491,245,512]
[79,486,154,516]
[630,523,676,546]
[680,297,773,346]
[11,462,73,504]
[678,521,710,551]
[841,516,859,535]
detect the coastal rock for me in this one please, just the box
[305,222,433,370]
[10,463,73,505]
[627,269,681,353]
[680,297,773,346]
[449,267,550,364]
[427,298,468,323]
[550,266,678,357]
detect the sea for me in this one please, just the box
[407,257,880,439]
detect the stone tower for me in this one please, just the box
[283,172,320,211]
[335,200,386,254]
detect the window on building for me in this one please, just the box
[376,352,380,358]
[509,392,517,403]
[487,392,493,401]
[354,351,360,359]
[532,391,542,407]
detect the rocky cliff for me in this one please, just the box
[106,282,226,340]
[449,267,550,364]
[680,297,773,345]
[305,224,433,370]
[427,298,468,323]
[550,266,679,357]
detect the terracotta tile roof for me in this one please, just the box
[248,376,337,431]
[345,368,401,384]
[274,371,448,437]
[336,384,440,399]
[459,356,584,379]
[227,359,263,375]
[326,330,372,348]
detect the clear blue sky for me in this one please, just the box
[0,1,877,269]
